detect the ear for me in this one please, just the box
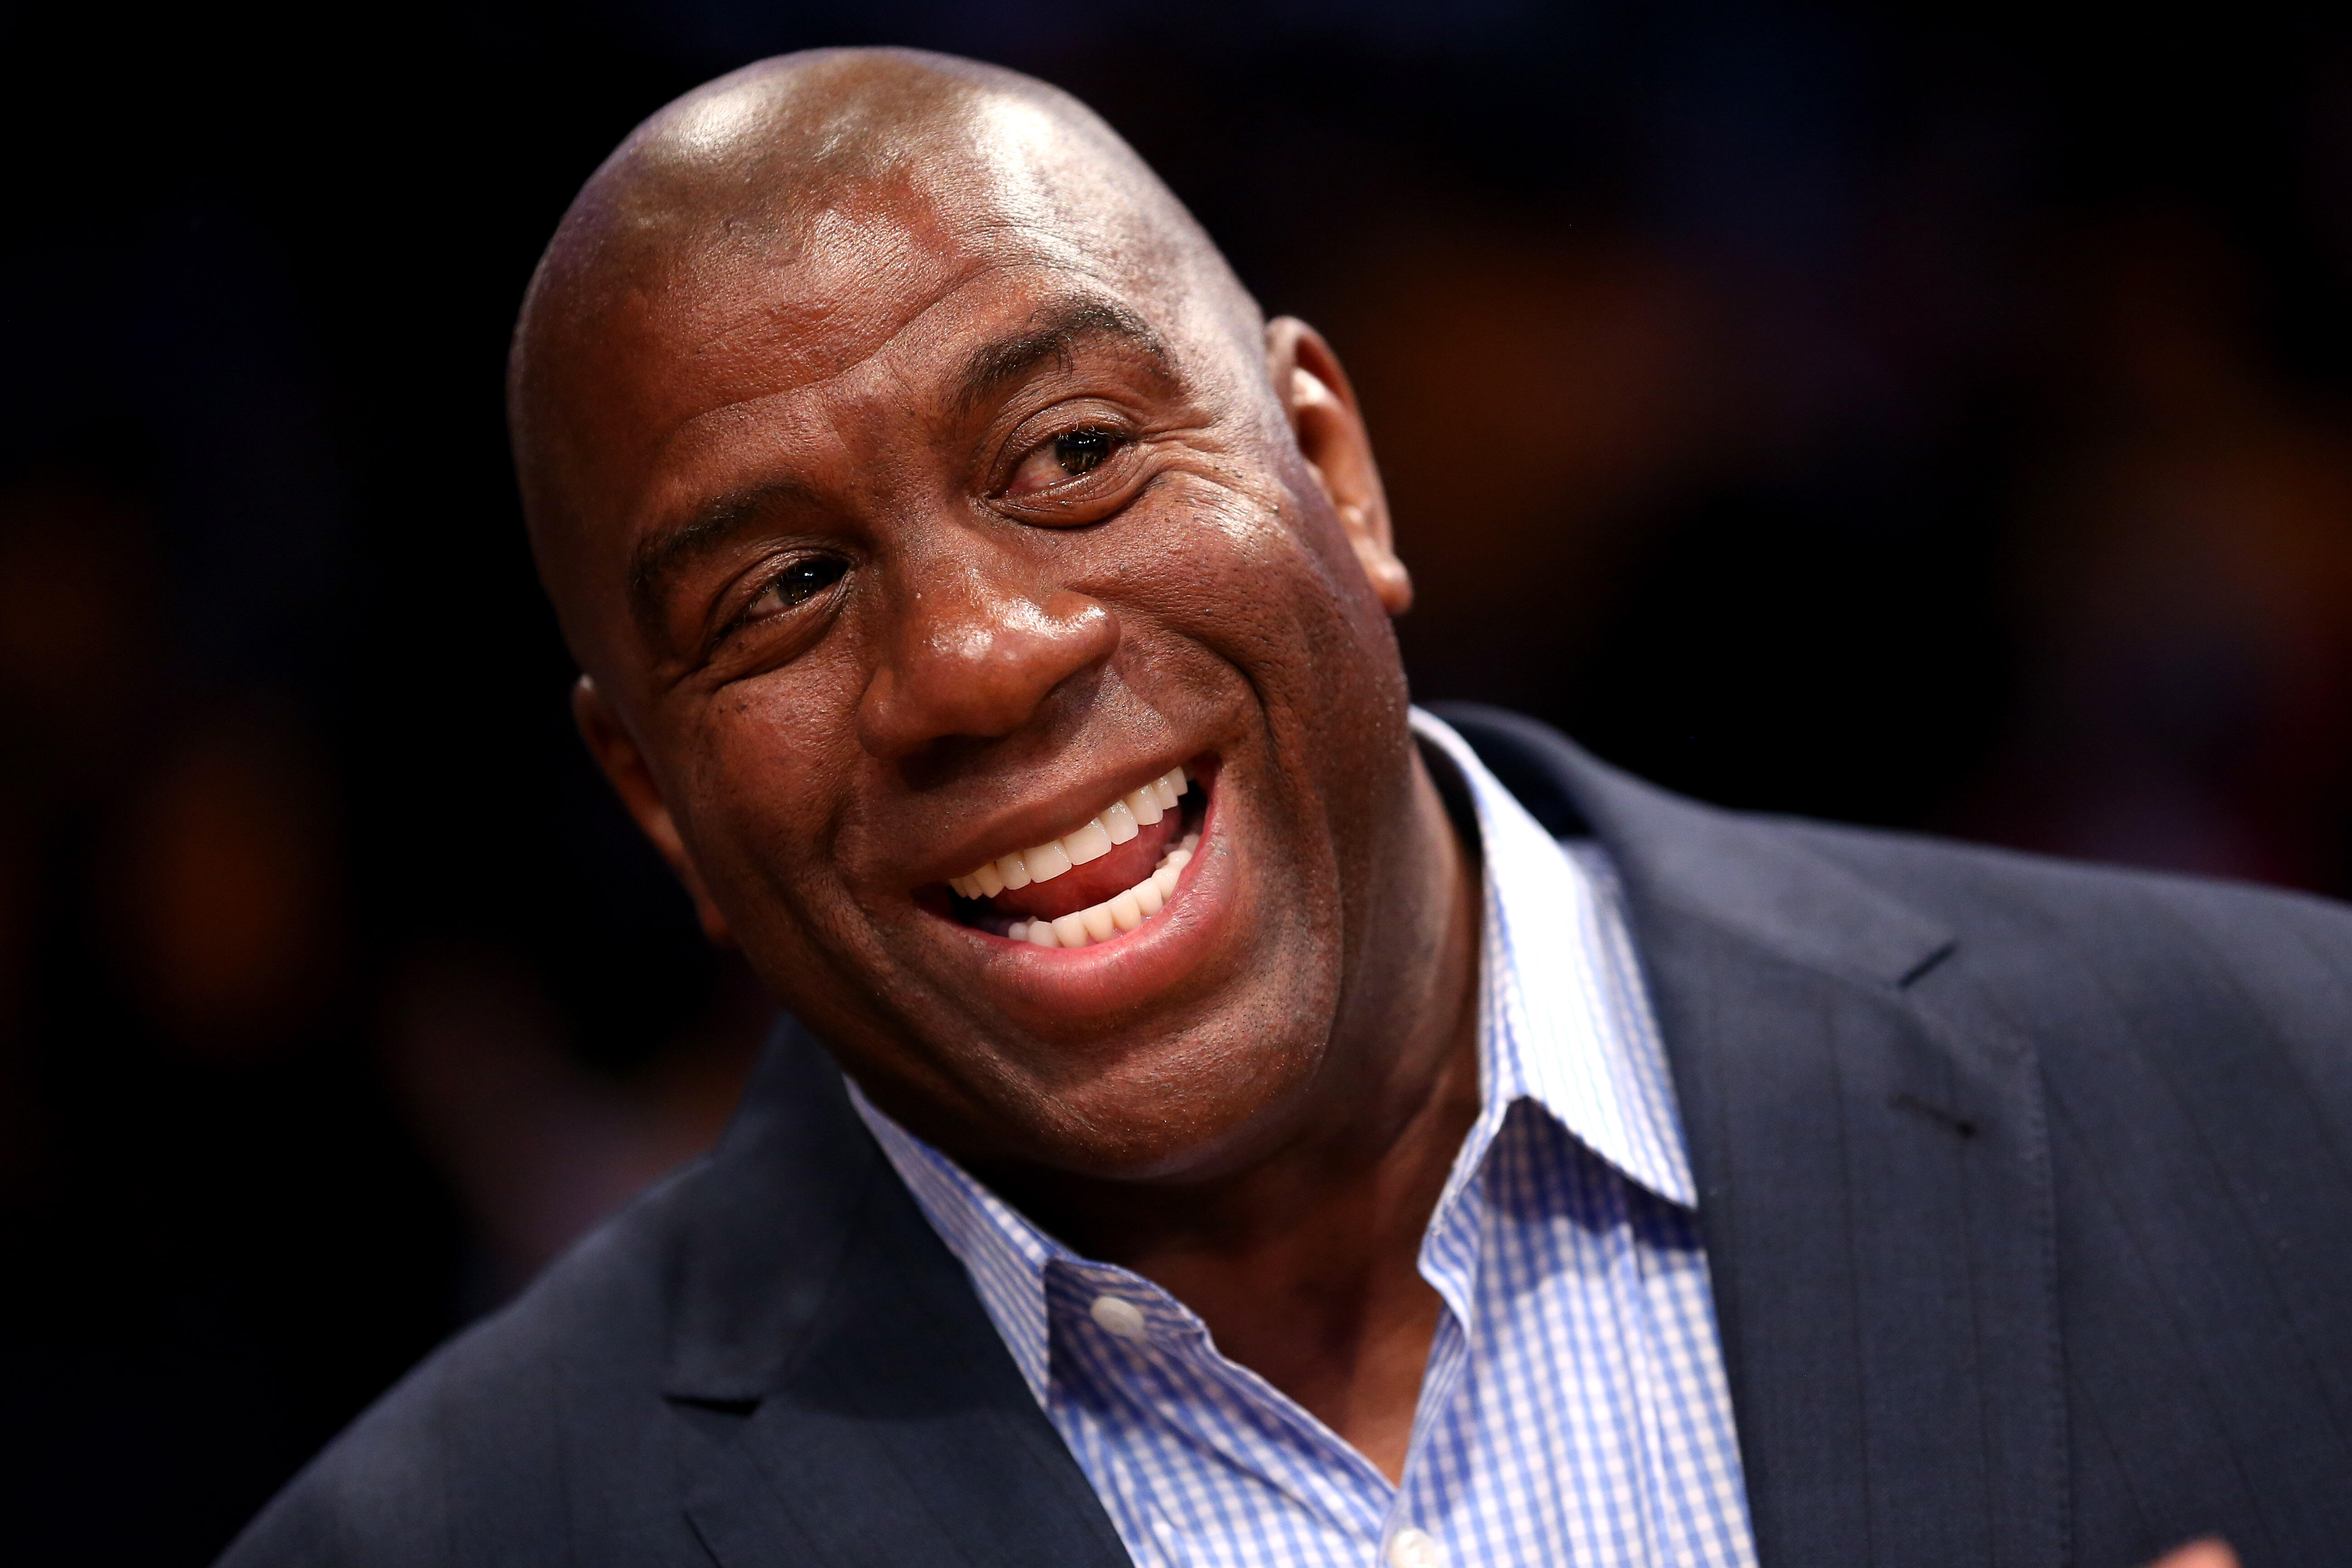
[1265,316,1412,616]
[572,675,734,946]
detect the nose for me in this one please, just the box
[853,548,1118,764]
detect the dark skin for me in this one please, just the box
[512,50,1475,1480]
[510,59,2268,1548]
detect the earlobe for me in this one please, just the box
[1335,500,1415,619]
[1265,317,1414,617]
[572,675,735,946]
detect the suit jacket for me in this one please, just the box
[220,706,2352,1568]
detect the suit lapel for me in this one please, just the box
[662,1021,1132,1568]
[1440,704,2068,1568]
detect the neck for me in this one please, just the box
[986,751,1485,1480]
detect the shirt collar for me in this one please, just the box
[1410,707,1695,1208]
[851,705,1695,1406]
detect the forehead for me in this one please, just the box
[578,131,1167,441]
[655,268,1173,523]
[526,93,1260,661]
[654,196,1014,424]
[620,213,1169,503]
[612,91,1160,397]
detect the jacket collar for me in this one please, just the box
[838,705,1702,1416]
[1432,701,2067,1568]
[661,1017,1135,1567]
[659,1011,877,1406]
[1425,701,1958,988]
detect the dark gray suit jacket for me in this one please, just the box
[221,707,2352,1568]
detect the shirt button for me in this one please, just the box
[1088,1294,1148,1338]
[1386,1528,1441,1568]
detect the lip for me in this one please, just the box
[916,755,1210,892]
[926,754,1235,1019]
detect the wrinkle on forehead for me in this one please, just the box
[666,200,975,384]
[657,104,1170,328]
[511,49,1264,671]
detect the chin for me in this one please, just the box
[984,983,1348,1183]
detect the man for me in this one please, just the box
[223,49,2351,1568]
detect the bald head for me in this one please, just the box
[497,43,1428,1197]
[510,48,1262,665]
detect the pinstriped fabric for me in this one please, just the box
[852,709,1757,1568]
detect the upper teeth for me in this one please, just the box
[1009,832,1197,949]
[946,766,1189,899]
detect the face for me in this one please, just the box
[550,151,1425,1182]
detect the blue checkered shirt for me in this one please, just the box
[852,709,1758,1568]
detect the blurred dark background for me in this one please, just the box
[5,1,2352,1558]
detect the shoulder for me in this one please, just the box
[1443,700,2352,1094]
[217,1020,885,1568]
[214,1157,720,1568]
[1449,708,2352,1562]
[1457,694,2352,1016]
[1774,811,2352,1001]
[1728,814,2352,1137]
[216,1018,1098,1568]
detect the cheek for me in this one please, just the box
[1171,485,1417,897]
[1147,480,1410,759]
[1120,474,1394,657]
[667,673,860,934]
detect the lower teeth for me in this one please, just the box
[1010,833,1199,948]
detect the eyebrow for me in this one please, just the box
[626,297,1176,626]
[627,474,822,632]
[951,295,1175,419]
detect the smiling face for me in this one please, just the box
[517,52,1450,1183]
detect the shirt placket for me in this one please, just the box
[1381,1113,1522,1568]
[1045,1259,1394,1562]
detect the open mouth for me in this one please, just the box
[938,760,1211,949]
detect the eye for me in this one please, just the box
[743,556,846,621]
[1053,427,1117,474]
[1004,425,1127,498]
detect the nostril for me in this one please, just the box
[854,584,1118,763]
[891,731,1009,793]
